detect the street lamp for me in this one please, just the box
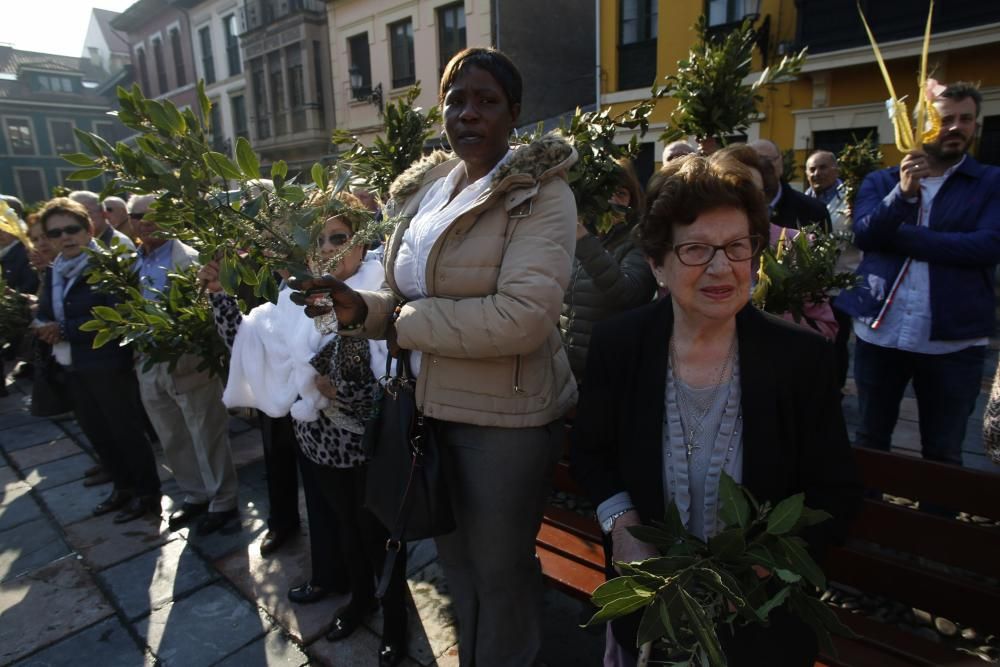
[348,64,383,117]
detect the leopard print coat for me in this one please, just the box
[211,292,378,469]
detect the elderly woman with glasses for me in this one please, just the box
[35,198,162,522]
[571,156,861,666]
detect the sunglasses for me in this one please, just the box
[46,224,85,238]
[129,212,146,220]
[318,232,350,247]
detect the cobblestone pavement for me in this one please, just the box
[0,376,603,666]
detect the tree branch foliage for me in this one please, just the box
[331,84,442,203]
[836,133,883,214]
[0,276,30,350]
[62,82,396,373]
[752,226,857,325]
[658,17,806,144]
[586,473,854,666]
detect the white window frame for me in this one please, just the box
[47,117,77,156]
[13,167,47,203]
[4,115,36,156]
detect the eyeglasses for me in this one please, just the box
[129,212,146,220]
[46,224,85,238]
[671,236,762,266]
[318,232,350,247]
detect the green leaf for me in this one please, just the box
[585,590,654,626]
[795,507,833,530]
[718,471,751,528]
[235,136,260,179]
[271,160,288,181]
[774,568,802,583]
[62,152,97,167]
[591,576,653,608]
[204,152,243,180]
[311,162,328,190]
[775,537,826,590]
[626,524,676,552]
[68,168,105,181]
[678,589,727,667]
[692,567,746,608]
[91,305,123,322]
[766,493,804,535]
[708,528,746,561]
[756,587,791,619]
[197,79,212,128]
[92,329,115,349]
[636,596,668,646]
[219,255,239,292]
[78,319,103,332]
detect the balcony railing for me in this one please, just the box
[795,0,1000,54]
[241,0,325,34]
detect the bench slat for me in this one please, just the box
[853,448,1000,520]
[537,542,606,601]
[848,499,1000,577]
[826,547,1000,636]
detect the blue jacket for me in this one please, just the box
[834,155,1000,341]
[37,263,134,372]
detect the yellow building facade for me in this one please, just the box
[599,0,1000,184]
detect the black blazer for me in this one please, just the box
[570,297,861,551]
[771,183,832,233]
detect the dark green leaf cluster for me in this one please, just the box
[586,473,853,666]
[659,17,806,145]
[518,103,655,231]
[0,276,31,348]
[331,85,442,203]
[79,241,229,378]
[751,225,858,323]
[62,82,396,374]
[836,134,883,214]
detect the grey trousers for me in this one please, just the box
[432,419,563,667]
[137,361,238,512]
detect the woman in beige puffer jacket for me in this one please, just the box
[296,48,577,667]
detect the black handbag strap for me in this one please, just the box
[376,347,419,600]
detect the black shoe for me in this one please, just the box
[113,495,161,524]
[378,639,406,667]
[195,508,239,535]
[167,502,209,530]
[260,528,293,557]
[12,362,34,380]
[93,490,132,516]
[288,581,331,605]
[325,600,377,642]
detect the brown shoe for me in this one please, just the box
[84,465,103,477]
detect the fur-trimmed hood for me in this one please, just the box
[387,132,577,204]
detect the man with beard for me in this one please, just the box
[835,82,1000,466]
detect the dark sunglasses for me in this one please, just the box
[46,224,85,238]
[318,232,350,247]
[104,205,116,212]
[129,212,146,220]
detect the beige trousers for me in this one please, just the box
[136,360,238,512]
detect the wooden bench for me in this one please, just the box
[536,440,1000,667]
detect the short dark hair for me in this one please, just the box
[939,81,982,117]
[638,155,769,266]
[38,197,92,232]
[439,47,522,111]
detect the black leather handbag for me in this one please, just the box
[363,349,455,543]
[30,341,72,417]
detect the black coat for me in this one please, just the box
[559,225,656,381]
[570,298,862,663]
[1,241,39,294]
[772,184,832,233]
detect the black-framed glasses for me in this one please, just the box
[318,232,350,247]
[671,235,763,266]
[46,224,85,238]
[129,212,145,220]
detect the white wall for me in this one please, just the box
[189,0,248,152]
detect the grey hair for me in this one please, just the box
[127,193,157,213]
[102,195,127,208]
[68,190,100,206]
